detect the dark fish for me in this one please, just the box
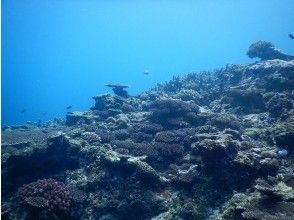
[289,34,294,39]
[143,70,150,75]
[66,105,73,110]
[20,109,26,113]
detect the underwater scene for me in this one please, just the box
[1,1,294,220]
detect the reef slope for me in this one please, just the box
[2,42,294,220]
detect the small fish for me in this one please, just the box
[289,34,294,39]
[143,70,150,75]
[278,149,288,157]
[66,105,73,110]
[20,109,26,113]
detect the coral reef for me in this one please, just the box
[2,41,294,220]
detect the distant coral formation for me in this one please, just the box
[105,83,129,97]
[247,40,294,60]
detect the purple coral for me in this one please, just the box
[17,178,72,212]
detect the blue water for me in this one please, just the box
[2,0,294,125]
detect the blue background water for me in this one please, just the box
[2,0,294,125]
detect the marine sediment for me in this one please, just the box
[2,41,294,220]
